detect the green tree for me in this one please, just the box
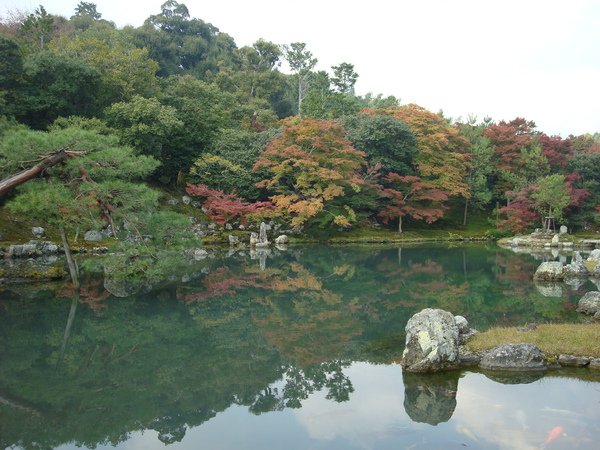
[0,35,23,114]
[331,62,357,94]
[2,126,161,247]
[284,42,317,115]
[20,5,54,50]
[160,75,235,180]
[531,174,570,230]
[104,95,184,176]
[74,2,102,20]
[143,0,238,78]
[48,28,159,105]
[342,113,417,176]
[14,51,102,129]
[458,116,494,225]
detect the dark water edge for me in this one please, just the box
[1,244,599,449]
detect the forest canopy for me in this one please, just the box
[1,1,599,237]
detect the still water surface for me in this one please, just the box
[1,244,599,449]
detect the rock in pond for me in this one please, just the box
[401,308,459,373]
[576,291,600,315]
[533,262,564,281]
[557,354,590,367]
[454,315,478,344]
[480,343,547,371]
[563,251,588,278]
[274,234,289,245]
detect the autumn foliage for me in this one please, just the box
[378,173,448,227]
[371,104,470,200]
[254,117,366,227]
[186,183,275,224]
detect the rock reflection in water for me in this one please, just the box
[402,372,459,425]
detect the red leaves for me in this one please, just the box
[538,134,573,170]
[186,183,274,225]
[484,118,536,171]
[177,267,268,303]
[378,173,448,225]
[498,185,541,232]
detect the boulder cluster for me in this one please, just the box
[534,250,600,281]
[401,307,600,374]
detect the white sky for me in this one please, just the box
[2,0,599,136]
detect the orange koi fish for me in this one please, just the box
[544,425,564,445]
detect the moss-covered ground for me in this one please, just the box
[466,323,600,358]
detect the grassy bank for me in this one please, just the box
[466,323,600,358]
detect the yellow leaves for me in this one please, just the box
[322,184,344,201]
[333,215,351,227]
[288,199,324,226]
[271,194,298,209]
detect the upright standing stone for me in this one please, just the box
[256,222,270,247]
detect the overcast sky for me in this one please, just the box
[3,0,599,136]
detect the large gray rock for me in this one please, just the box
[480,344,547,371]
[84,230,104,241]
[228,235,239,246]
[563,251,588,278]
[551,234,560,246]
[401,308,459,373]
[533,261,564,281]
[557,354,590,367]
[31,227,45,238]
[576,291,600,315]
[8,240,59,258]
[559,225,568,234]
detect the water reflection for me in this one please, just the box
[403,372,459,425]
[1,244,599,449]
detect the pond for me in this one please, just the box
[1,244,599,449]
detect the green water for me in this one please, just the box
[1,244,599,449]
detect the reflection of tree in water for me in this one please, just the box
[0,244,587,448]
[248,361,354,413]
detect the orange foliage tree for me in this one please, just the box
[371,104,470,202]
[254,117,366,227]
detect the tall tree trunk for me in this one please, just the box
[463,198,469,226]
[398,215,403,234]
[59,225,79,289]
[0,150,69,198]
[58,224,80,368]
[57,292,79,368]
